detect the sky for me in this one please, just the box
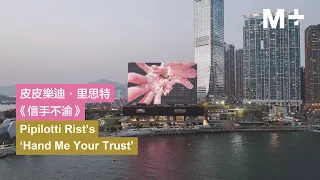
[0,0,319,85]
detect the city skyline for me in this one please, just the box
[0,0,319,86]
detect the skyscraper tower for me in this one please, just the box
[224,43,235,99]
[305,24,320,103]
[194,0,224,100]
[243,12,301,108]
[235,49,244,99]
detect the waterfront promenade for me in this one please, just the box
[100,126,310,137]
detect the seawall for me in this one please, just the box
[0,148,16,159]
[111,127,309,137]
[153,128,308,136]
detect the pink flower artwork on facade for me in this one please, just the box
[128,62,197,105]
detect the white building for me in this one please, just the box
[0,119,16,137]
[270,106,288,117]
[194,0,225,100]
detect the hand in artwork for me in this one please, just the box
[127,72,165,104]
[128,62,196,105]
[158,62,197,89]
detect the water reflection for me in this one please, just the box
[231,133,244,149]
[124,137,191,180]
[230,133,245,159]
[1,133,320,180]
[269,133,279,150]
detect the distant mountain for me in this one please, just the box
[0,94,15,101]
[0,85,15,97]
[0,79,127,97]
[87,79,127,94]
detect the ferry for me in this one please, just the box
[310,126,320,132]
[311,129,320,133]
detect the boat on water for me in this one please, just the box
[310,129,320,133]
[0,144,15,150]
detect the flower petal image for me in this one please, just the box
[128,85,149,102]
[128,72,148,85]
[136,63,152,73]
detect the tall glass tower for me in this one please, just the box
[243,12,302,108]
[194,0,224,100]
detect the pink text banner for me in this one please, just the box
[16,84,115,103]
[16,84,114,120]
[16,102,85,120]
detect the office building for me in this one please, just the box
[235,49,244,99]
[194,0,224,100]
[243,12,301,108]
[305,25,320,103]
[300,67,305,103]
[224,43,235,99]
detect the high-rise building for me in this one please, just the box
[243,12,301,108]
[300,67,305,103]
[224,43,235,99]
[194,0,224,100]
[305,25,320,103]
[235,49,244,99]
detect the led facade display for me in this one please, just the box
[128,62,197,105]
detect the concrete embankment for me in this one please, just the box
[153,128,308,136]
[108,127,309,137]
[0,148,16,159]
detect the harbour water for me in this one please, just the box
[1,132,320,180]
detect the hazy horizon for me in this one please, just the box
[1,0,318,86]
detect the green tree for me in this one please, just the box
[3,109,16,118]
[99,126,105,131]
[110,127,117,132]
